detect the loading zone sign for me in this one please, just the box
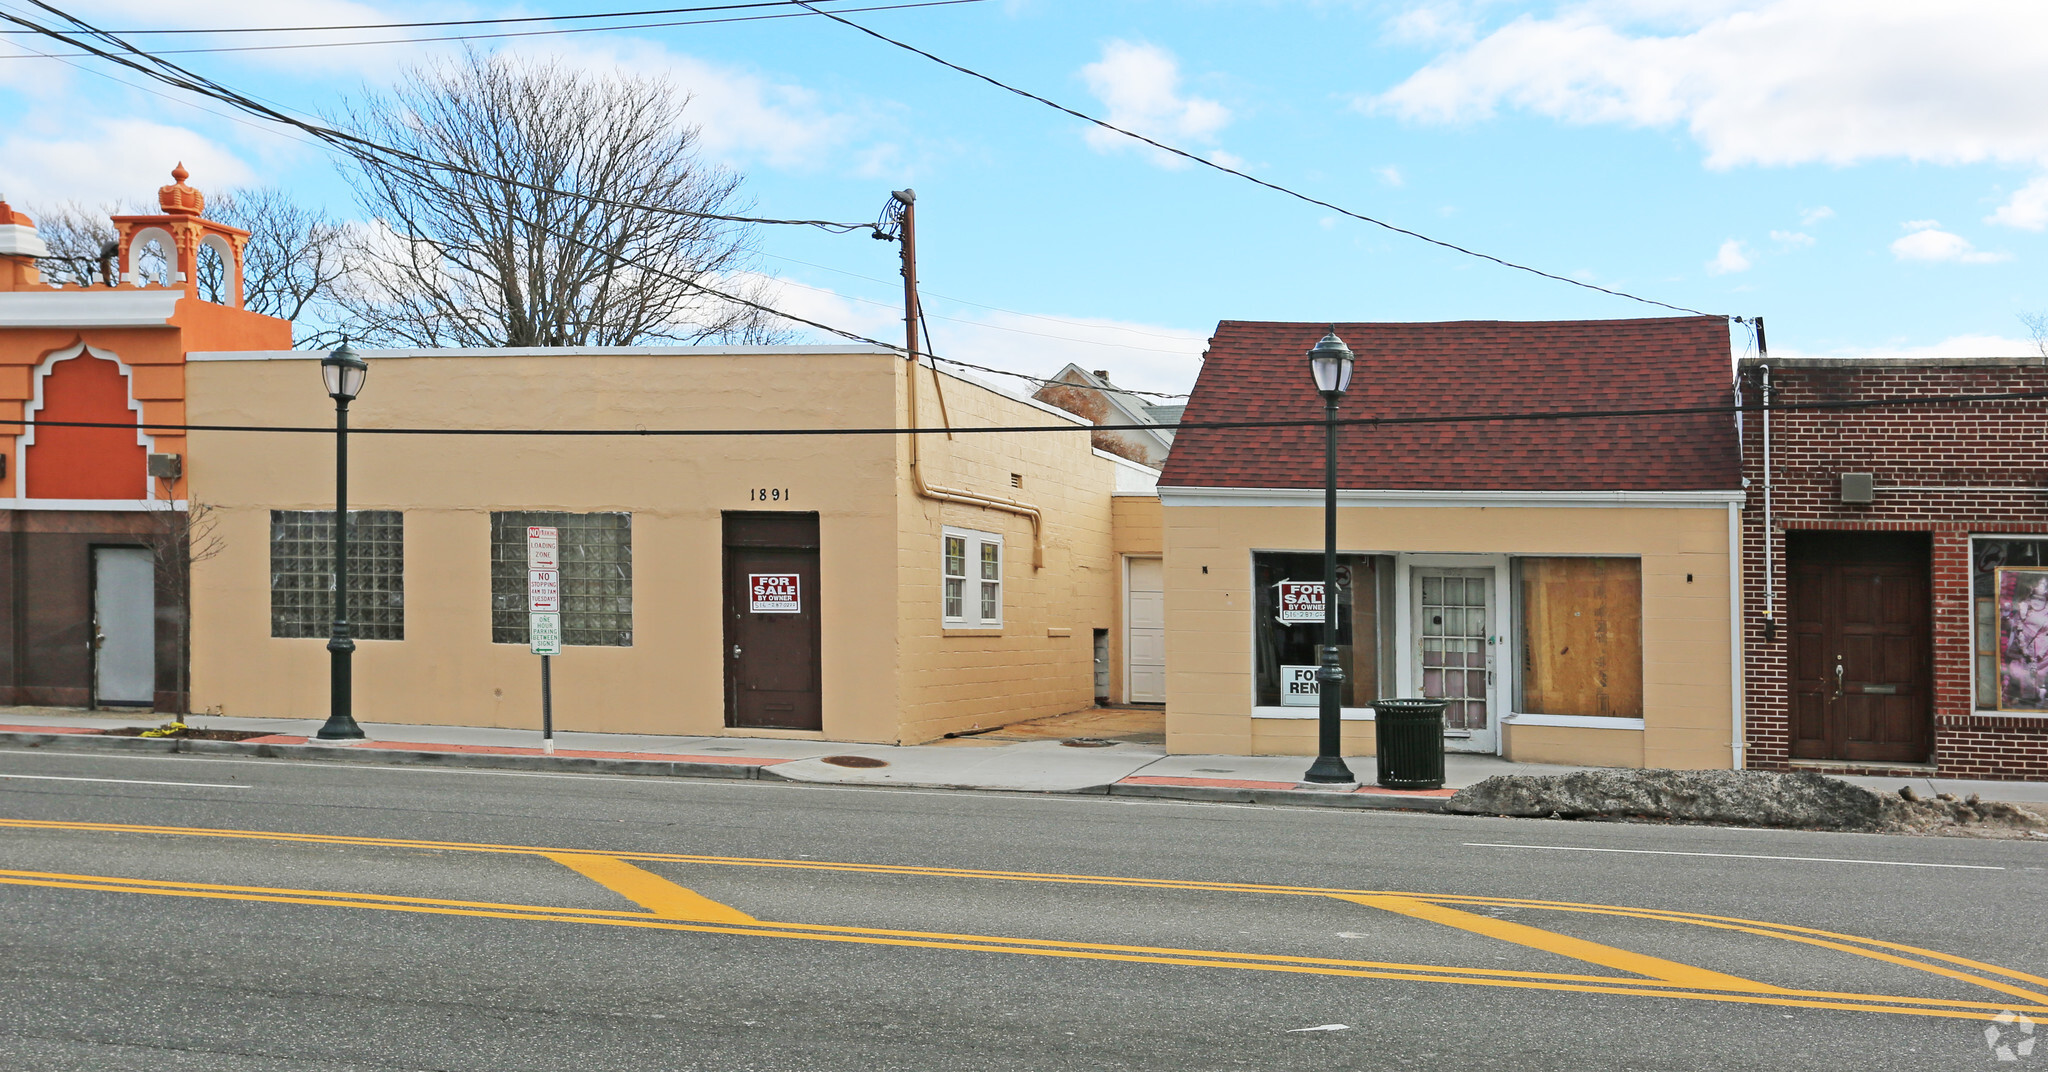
[749,573,801,614]
[1276,581,1326,624]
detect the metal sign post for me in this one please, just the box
[527,526,562,753]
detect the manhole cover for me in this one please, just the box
[820,755,888,768]
[1060,737,1117,748]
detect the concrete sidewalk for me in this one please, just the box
[2,706,2043,809]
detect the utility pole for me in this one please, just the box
[894,189,918,372]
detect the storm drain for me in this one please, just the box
[820,755,889,768]
[1060,738,1117,748]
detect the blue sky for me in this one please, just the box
[4,0,2045,395]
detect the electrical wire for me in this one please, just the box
[6,384,2043,438]
[0,0,990,58]
[791,0,1726,320]
[0,0,872,34]
[0,2,876,233]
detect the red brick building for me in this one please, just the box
[1740,356,2048,780]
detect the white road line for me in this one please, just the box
[1465,842,2003,870]
[0,773,249,790]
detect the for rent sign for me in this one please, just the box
[1280,665,1320,706]
[749,573,801,614]
[1276,581,1326,624]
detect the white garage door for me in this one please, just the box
[1126,557,1165,704]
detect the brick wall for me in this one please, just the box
[1739,357,2048,780]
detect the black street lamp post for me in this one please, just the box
[1302,329,1358,786]
[313,343,368,741]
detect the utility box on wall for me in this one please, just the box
[1839,472,1875,504]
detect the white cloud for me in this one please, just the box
[1770,230,1814,248]
[1773,333,2038,361]
[1368,1,2048,170]
[1800,205,1835,226]
[1989,175,2048,231]
[1890,220,2010,263]
[752,275,1205,397]
[0,119,255,208]
[1707,238,1749,274]
[531,40,873,174]
[1377,165,1405,186]
[1080,41,1231,167]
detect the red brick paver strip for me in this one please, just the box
[0,724,106,735]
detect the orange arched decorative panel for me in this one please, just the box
[25,348,147,500]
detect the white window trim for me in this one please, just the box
[942,526,1003,629]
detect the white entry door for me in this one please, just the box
[93,546,155,707]
[1125,557,1166,703]
[1413,566,1497,753]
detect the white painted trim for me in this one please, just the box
[1122,554,1166,704]
[1253,707,1377,720]
[0,289,182,327]
[20,341,160,501]
[1159,487,1746,509]
[0,499,187,512]
[0,223,48,258]
[1505,713,1646,730]
[1728,501,1745,769]
[188,344,899,361]
[941,526,1004,630]
[124,226,176,286]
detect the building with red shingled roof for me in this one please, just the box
[1154,316,1746,768]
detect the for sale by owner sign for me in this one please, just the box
[1276,581,1325,624]
[749,573,801,613]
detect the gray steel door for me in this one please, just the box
[93,547,155,706]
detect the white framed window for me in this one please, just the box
[943,527,1003,628]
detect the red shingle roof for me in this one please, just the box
[1158,316,1739,491]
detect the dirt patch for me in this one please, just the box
[100,726,276,742]
[1445,768,2048,838]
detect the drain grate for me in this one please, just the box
[820,754,888,768]
[1060,737,1117,748]
[1193,768,1234,773]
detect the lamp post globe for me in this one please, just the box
[1302,327,1358,786]
[313,342,368,741]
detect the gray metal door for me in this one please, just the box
[93,547,155,706]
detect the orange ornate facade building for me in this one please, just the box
[0,166,288,708]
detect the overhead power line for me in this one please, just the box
[0,0,874,34]
[0,0,990,58]
[0,2,876,233]
[6,384,2043,438]
[790,0,1725,320]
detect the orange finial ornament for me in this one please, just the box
[158,162,205,216]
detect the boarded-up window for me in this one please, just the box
[1517,557,1643,718]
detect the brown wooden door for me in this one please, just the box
[1788,534,1930,763]
[723,513,822,730]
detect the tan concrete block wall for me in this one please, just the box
[1503,724,1646,767]
[1162,502,1737,765]
[187,350,904,741]
[894,366,1118,742]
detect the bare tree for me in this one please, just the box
[200,187,351,347]
[142,499,225,717]
[334,50,788,348]
[2022,312,2048,360]
[29,201,123,285]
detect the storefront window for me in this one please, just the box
[1974,538,2048,710]
[1253,553,1383,708]
[1515,557,1643,718]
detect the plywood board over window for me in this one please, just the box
[1518,557,1643,718]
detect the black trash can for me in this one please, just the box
[1372,699,1447,790]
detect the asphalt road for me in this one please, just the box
[0,748,2044,1071]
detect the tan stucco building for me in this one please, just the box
[1156,317,1746,769]
[184,345,1161,744]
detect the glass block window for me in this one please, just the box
[270,510,405,640]
[943,526,1001,628]
[491,512,632,646]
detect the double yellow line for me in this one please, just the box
[2,818,2040,1021]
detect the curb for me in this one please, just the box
[0,730,1449,812]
